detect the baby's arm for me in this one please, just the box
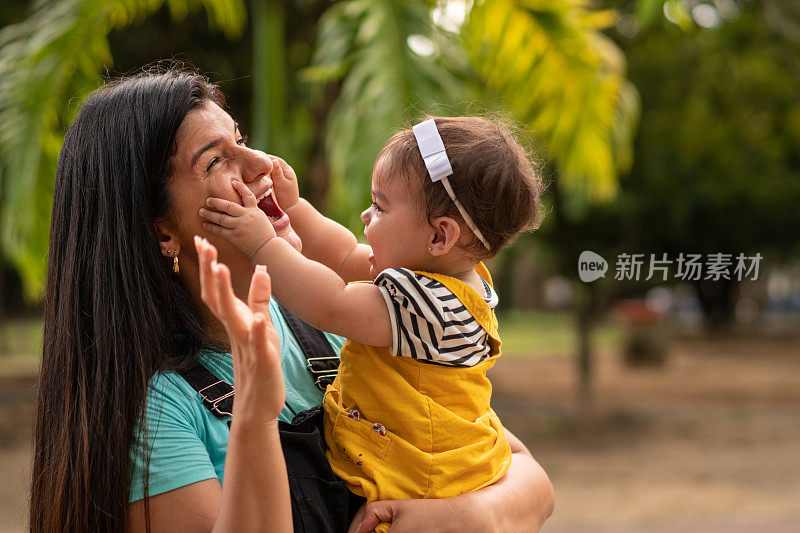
[270,158,371,282]
[200,182,391,347]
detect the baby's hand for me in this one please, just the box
[269,156,300,213]
[200,180,277,261]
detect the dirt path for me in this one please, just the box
[490,337,800,532]
[0,376,35,533]
[2,337,799,531]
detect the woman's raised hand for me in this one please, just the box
[195,235,285,422]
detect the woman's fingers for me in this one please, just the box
[247,265,272,318]
[346,504,366,533]
[204,236,218,263]
[248,267,279,358]
[196,236,219,313]
[251,312,281,374]
[213,261,250,339]
[357,500,394,533]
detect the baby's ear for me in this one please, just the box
[428,216,461,256]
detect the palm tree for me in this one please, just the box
[0,0,245,299]
[307,0,469,226]
[1,0,638,309]
[313,0,638,226]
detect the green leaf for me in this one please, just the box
[635,0,663,29]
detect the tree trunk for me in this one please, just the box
[250,0,286,155]
[552,175,597,410]
[305,82,340,210]
[694,278,738,331]
[574,282,598,414]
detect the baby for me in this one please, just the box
[201,116,542,525]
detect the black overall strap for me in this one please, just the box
[179,363,235,418]
[176,319,355,531]
[276,301,340,391]
[178,302,340,420]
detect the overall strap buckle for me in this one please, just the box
[197,380,235,417]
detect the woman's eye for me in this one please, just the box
[372,201,383,213]
[206,158,220,173]
[236,134,248,146]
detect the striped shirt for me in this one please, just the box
[375,268,498,367]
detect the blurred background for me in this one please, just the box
[0,0,799,531]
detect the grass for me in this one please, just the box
[497,310,623,358]
[0,311,625,374]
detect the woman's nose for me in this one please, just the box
[241,148,273,183]
[361,207,371,225]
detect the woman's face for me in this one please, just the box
[168,100,300,297]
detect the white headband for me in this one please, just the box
[412,119,491,250]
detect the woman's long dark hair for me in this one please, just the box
[30,68,224,531]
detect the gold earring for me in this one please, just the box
[428,247,433,252]
[173,254,180,274]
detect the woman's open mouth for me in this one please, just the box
[256,188,290,231]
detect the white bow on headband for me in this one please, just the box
[413,119,491,250]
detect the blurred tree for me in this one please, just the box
[0,0,39,317]
[463,0,638,207]
[615,0,800,327]
[514,0,800,402]
[538,0,800,401]
[586,0,800,325]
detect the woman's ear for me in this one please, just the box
[428,216,461,256]
[154,219,181,257]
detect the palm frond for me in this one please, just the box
[0,0,245,299]
[310,0,466,228]
[463,0,640,203]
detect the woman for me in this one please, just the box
[30,67,554,531]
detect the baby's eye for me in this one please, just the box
[236,134,248,146]
[206,157,220,173]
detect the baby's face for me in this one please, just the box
[361,157,433,279]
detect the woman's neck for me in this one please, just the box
[200,308,232,352]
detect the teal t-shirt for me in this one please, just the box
[128,299,344,502]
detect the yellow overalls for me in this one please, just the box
[323,263,511,518]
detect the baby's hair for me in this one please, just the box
[377,116,543,258]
